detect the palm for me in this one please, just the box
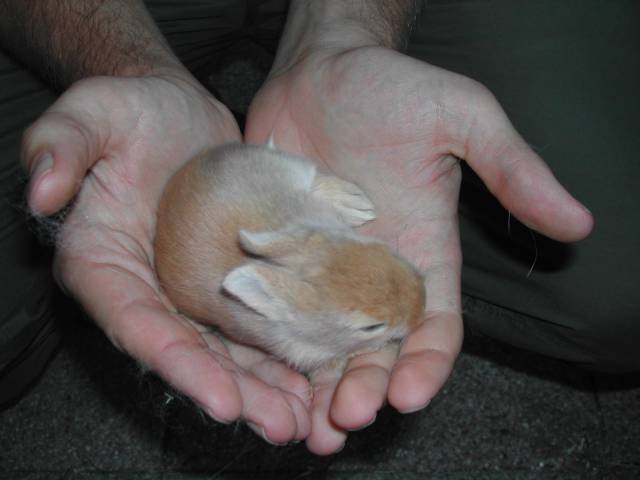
[246,46,593,453]
[26,74,311,444]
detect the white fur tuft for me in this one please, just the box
[266,131,276,150]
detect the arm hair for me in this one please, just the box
[0,0,182,89]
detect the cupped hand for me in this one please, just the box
[23,72,312,444]
[245,46,593,454]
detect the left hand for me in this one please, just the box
[245,46,593,454]
[23,73,312,445]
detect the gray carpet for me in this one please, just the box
[1,41,639,480]
[1,311,639,479]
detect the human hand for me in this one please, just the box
[245,46,593,453]
[23,73,312,444]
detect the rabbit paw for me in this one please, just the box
[312,174,376,227]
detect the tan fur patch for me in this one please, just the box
[320,242,425,328]
[155,153,272,321]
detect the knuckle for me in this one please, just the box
[470,80,501,116]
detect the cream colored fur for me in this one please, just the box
[154,143,425,374]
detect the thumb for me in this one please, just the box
[461,87,594,242]
[22,97,107,216]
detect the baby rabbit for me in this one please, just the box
[154,142,425,375]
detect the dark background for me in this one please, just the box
[1,40,639,480]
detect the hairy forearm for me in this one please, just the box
[0,0,184,89]
[272,0,422,74]
[346,0,423,49]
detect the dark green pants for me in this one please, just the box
[410,0,640,371]
[1,0,638,406]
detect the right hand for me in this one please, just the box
[246,45,594,453]
[22,72,312,444]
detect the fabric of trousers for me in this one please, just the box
[1,0,638,406]
[410,0,640,371]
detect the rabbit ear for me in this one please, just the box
[222,263,293,321]
[239,228,307,257]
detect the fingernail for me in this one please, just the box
[204,408,231,425]
[246,422,285,446]
[333,442,346,454]
[28,153,54,207]
[30,152,54,178]
[398,399,430,414]
[349,413,377,431]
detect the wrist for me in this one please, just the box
[0,0,187,89]
[271,0,420,75]
[51,0,184,87]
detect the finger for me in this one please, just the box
[329,344,398,430]
[389,311,462,413]
[215,334,312,409]
[389,258,463,413]
[248,358,313,413]
[461,83,593,242]
[59,248,247,424]
[68,256,312,445]
[235,371,312,444]
[115,306,245,424]
[306,368,348,455]
[22,107,107,216]
[213,336,312,443]
[159,325,310,444]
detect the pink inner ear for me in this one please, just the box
[223,262,317,322]
[222,264,268,300]
[222,263,283,320]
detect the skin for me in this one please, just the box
[245,0,594,454]
[6,0,593,454]
[6,0,312,445]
